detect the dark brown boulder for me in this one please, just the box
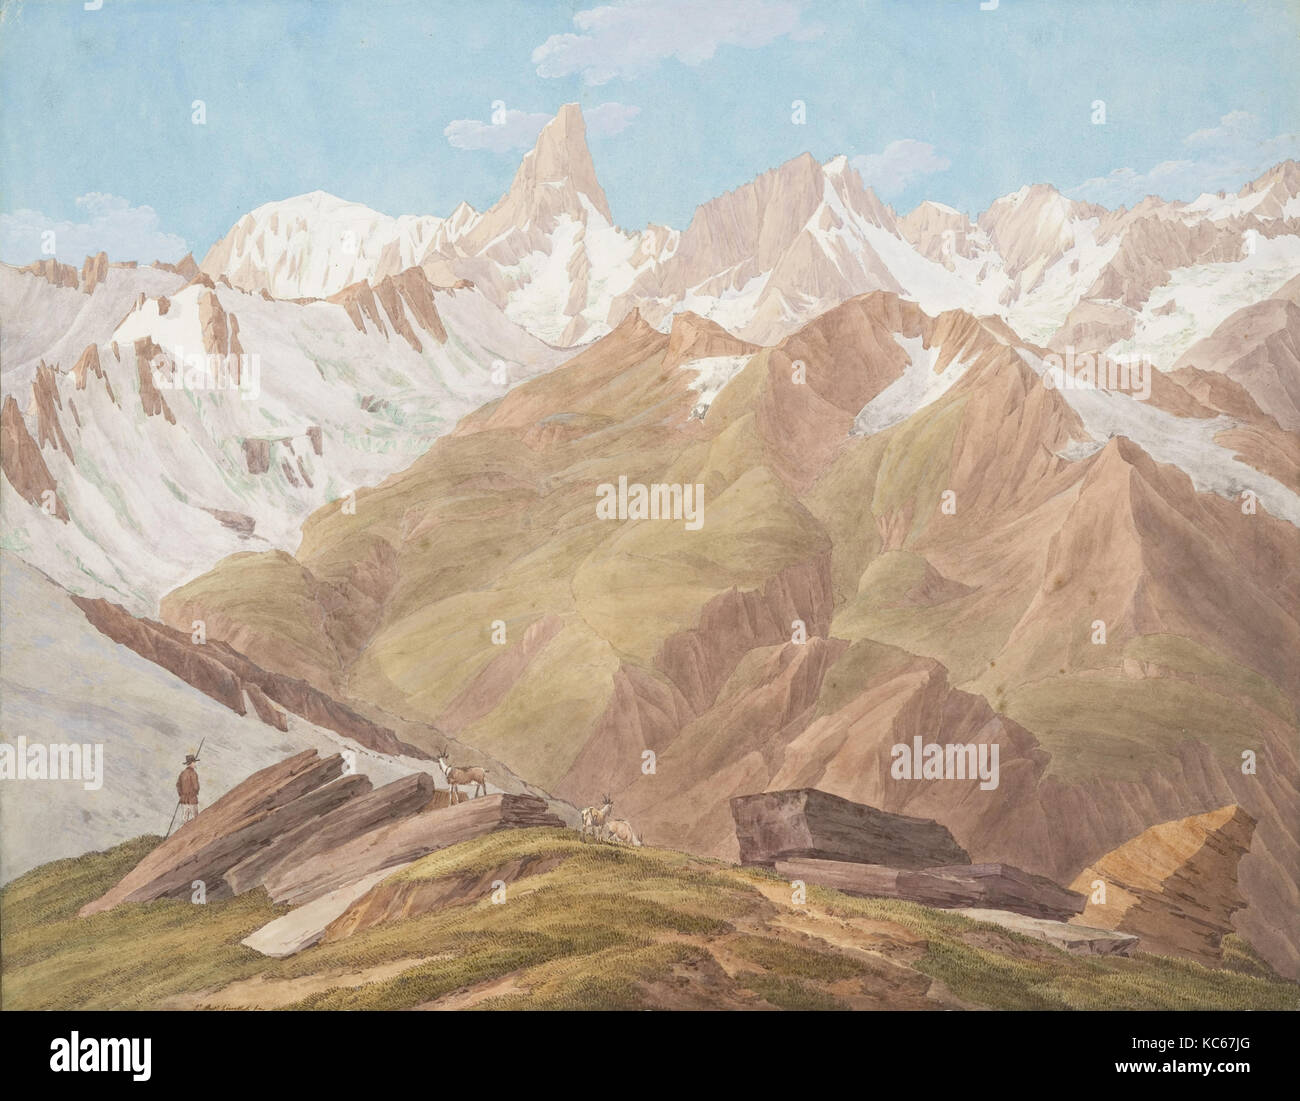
[731,789,970,869]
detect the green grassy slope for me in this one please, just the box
[3,830,1294,1011]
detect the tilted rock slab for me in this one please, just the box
[732,788,970,869]
[71,594,426,757]
[956,908,1138,956]
[776,857,1085,921]
[1069,804,1257,965]
[81,755,488,918]
[260,793,566,906]
[223,772,437,895]
[80,749,347,915]
[241,865,412,959]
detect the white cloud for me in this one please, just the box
[445,109,553,153]
[584,101,641,137]
[850,140,951,198]
[1185,109,1259,148]
[533,0,821,85]
[1071,111,1300,207]
[444,101,641,152]
[0,193,188,266]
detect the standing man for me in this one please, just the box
[176,753,200,826]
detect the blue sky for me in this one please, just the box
[2,0,1297,264]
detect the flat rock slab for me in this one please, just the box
[262,792,565,906]
[776,857,1086,921]
[733,789,970,870]
[958,908,1139,956]
[242,864,413,958]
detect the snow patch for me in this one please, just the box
[1020,348,1300,526]
[680,354,752,413]
[852,336,969,436]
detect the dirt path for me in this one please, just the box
[412,972,528,1010]
[164,955,451,1009]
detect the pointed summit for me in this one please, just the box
[517,103,612,222]
[468,103,612,239]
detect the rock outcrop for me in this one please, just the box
[242,438,271,474]
[260,793,565,905]
[153,253,200,280]
[70,595,425,757]
[223,772,438,894]
[20,258,79,289]
[79,750,506,920]
[776,856,1085,921]
[80,251,110,294]
[1,395,68,521]
[32,363,73,458]
[732,789,971,869]
[241,866,407,958]
[1069,805,1258,965]
[80,749,350,914]
[133,337,176,423]
[957,909,1138,956]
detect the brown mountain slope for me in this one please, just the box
[1172,281,1300,432]
[159,292,1300,978]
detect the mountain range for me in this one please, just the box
[2,103,1297,982]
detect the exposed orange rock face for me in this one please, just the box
[198,288,244,371]
[80,251,110,294]
[20,258,79,289]
[133,337,177,424]
[0,395,68,521]
[328,267,448,352]
[1049,299,1136,354]
[1070,805,1257,965]
[31,363,74,459]
[979,185,1107,281]
[152,252,200,279]
[898,201,982,267]
[329,278,385,333]
[72,344,105,390]
[1087,214,1246,309]
[375,268,447,350]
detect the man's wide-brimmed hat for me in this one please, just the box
[184,754,198,764]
